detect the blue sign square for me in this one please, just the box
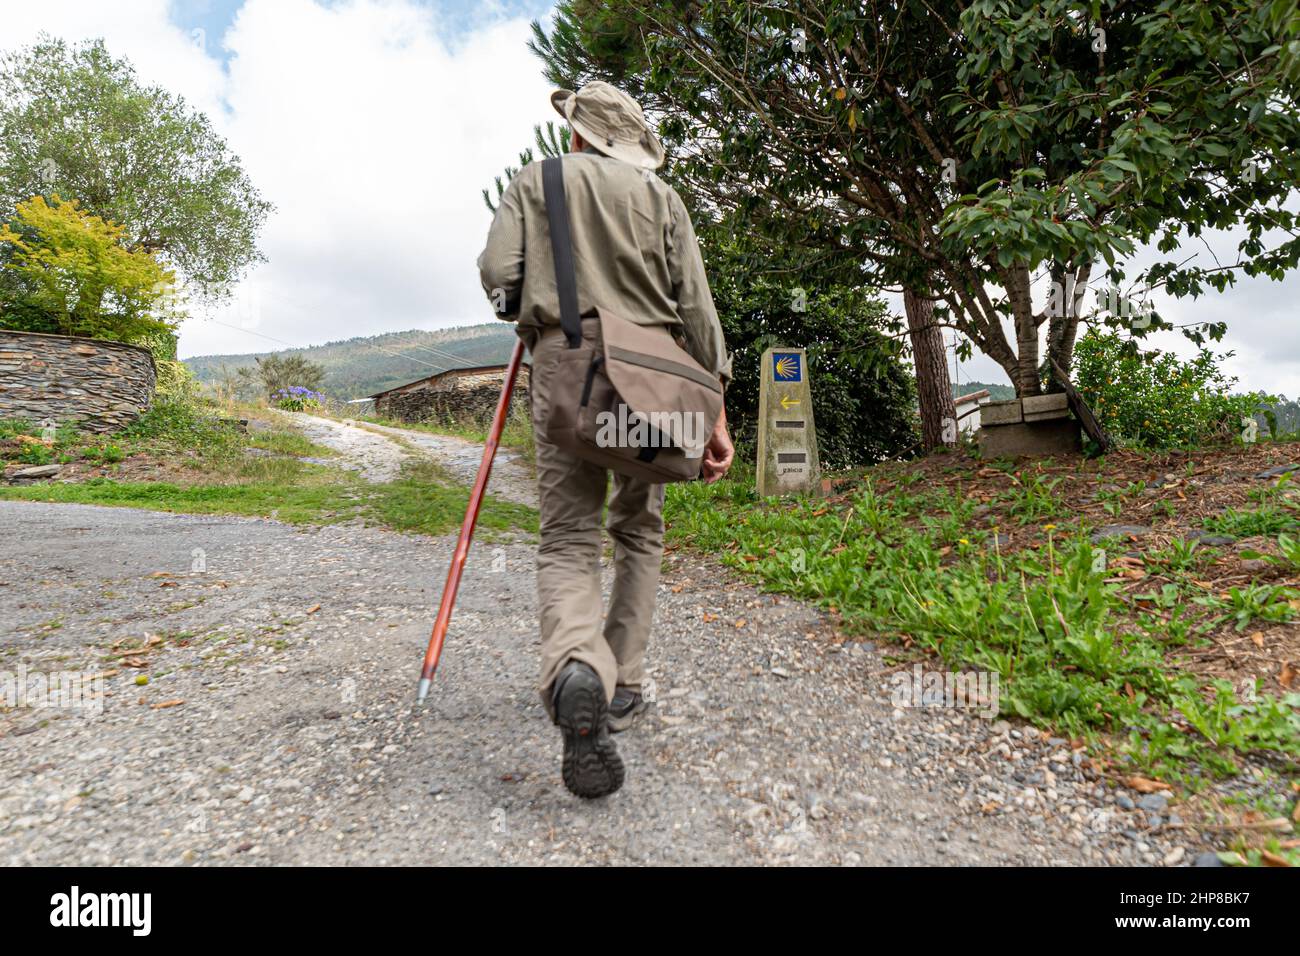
[773,352,802,382]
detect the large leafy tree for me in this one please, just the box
[0,36,272,304]
[529,0,1300,398]
[0,195,176,343]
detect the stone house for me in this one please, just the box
[370,363,530,426]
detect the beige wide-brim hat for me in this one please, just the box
[551,80,666,170]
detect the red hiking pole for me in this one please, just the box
[416,337,527,704]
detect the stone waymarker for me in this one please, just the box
[757,347,820,495]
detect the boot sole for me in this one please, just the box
[608,700,648,734]
[556,668,624,799]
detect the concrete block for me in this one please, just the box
[978,419,1081,458]
[1021,393,1070,422]
[1021,393,1068,413]
[980,399,1023,426]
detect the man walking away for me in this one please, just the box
[477,81,734,798]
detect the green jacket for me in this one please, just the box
[477,149,732,386]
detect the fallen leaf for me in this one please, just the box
[150,699,184,710]
[1260,850,1293,868]
[1282,662,1296,689]
[149,572,174,579]
[1126,775,1170,794]
[306,604,321,615]
[1251,631,1265,648]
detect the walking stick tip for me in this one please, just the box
[416,677,432,705]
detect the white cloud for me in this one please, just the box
[1,0,556,362]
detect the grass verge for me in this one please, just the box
[665,450,1300,859]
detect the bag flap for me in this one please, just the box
[597,308,722,457]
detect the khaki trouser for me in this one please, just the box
[529,324,665,721]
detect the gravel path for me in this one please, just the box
[275,412,535,507]
[360,420,536,507]
[275,411,407,484]
[0,500,1206,865]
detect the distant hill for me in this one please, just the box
[185,323,520,399]
[952,380,1016,401]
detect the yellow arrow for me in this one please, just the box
[780,395,801,409]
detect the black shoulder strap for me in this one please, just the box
[542,157,582,349]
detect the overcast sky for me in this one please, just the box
[2,0,1297,398]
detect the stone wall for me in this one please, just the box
[375,367,530,427]
[0,330,157,433]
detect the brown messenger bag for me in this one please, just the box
[539,156,723,484]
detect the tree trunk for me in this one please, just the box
[904,288,957,450]
[1045,259,1092,390]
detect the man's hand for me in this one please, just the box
[702,407,734,484]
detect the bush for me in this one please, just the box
[272,386,324,412]
[121,394,236,454]
[1074,331,1271,449]
[17,441,54,465]
[708,262,917,468]
[154,358,199,401]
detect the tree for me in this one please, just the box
[241,354,327,399]
[528,1,1300,398]
[0,194,176,343]
[532,2,955,449]
[0,36,272,303]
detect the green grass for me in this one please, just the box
[1202,506,1300,538]
[245,428,337,459]
[0,461,535,538]
[664,470,1300,784]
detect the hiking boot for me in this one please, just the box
[552,661,624,799]
[608,685,648,734]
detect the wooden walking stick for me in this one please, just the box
[416,337,527,704]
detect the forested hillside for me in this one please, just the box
[184,323,519,399]
[951,380,1016,401]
